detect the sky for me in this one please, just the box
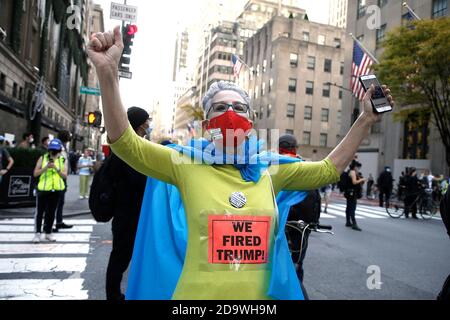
[93,0,331,127]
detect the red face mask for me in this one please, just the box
[205,110,253,147]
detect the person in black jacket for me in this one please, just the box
[345,160,365,231]
[404,167,420,219]
[378,166,393,208]
[105,107,151,301]
[437,187,449,301]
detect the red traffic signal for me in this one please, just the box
[126,24,138,36]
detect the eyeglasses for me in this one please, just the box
[209,101,249,115]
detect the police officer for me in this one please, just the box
[32,139,68,243]
[404,167,420,219]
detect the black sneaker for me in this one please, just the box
[352,225,362,231]
[345,222,353,227]
[52,228,59,233]
[56,223,73,229]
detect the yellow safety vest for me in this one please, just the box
[37,154,65,192]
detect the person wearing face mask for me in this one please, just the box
[32,139,68,243]
[17,132,35,149]
[105,106,150,301]
[87,27,395,300]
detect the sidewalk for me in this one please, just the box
[0,175,91,219]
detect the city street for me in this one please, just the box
[0,188,448,300]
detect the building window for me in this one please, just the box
[339,89,343,99]
[303,32,310,42]
[269,78,273,92]
[288,79,297,92]
[267,104,272,118]
[263,59,267,73]
[286,129,294,135]
[306,81,314,95]
[320,133,328,147]
[432,0,448,18]
[261,82,265,96]
[255,86,258,99]
[321,108,329,122]
[357,0,366,19]
[19,87,23,101]
[322,83,331,97]
[303,131,311,145]
[334,38,341,48]
[287,104,296,118]
[290,53,298,67]
[0,73,6,91]
[12,83,18,98]
[307,56,315,70]
[378,0,388,7]
[271,53,275,68]
[324,59,332,72]
[304,106,312,120]
[337,110,342,126]
[376,24,387,47]
[340,62,344,75]
[260,105,264,119]
[318,34,326,45]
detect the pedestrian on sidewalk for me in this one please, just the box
[345,160,365,231]
[32,139,68,243]
[0,135,14,185]
[366,173,374,198]
[54,130,73,231]
[105,106,151,301]
[78,149,94,199]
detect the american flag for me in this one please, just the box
[232,54,243,78]
[351,41,374,101]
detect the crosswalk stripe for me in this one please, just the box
[319,213,336,219]
[0,279,88,300]
[329,204,387,219]
[330,203,386,215]
[0,243,90,255]
[0,257,86,273]
[0,225,93,233]
[325,207,366,219]
[0,233,90,243]
[0,219,97,225]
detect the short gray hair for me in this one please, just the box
[202,81,251,117]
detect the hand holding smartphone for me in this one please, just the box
[359,75,393,114]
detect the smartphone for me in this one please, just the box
[359,75,393,114]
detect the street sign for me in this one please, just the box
[80,86,101,96]
[118,69,132,79]
[110,2,138,22]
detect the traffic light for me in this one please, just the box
[87,111,102,127]
[120,24,138,71]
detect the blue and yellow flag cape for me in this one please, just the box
[126,137,307,300]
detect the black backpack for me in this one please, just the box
[337,171,351,193]
[89,156,115,222]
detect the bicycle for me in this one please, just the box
[285,220,334,280]
[385,189,437,220]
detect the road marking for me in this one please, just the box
[0,243,90,255]
[0,279,88,300]
[0,257,86,273]
[0,233,90,243]
[0,219,97,225]
[325,207,366,219]
[0,225,93,233]
[329,204,387,219]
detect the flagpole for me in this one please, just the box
[349,33,380,64]
[402,2,422,20]
[234,54,254,74]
